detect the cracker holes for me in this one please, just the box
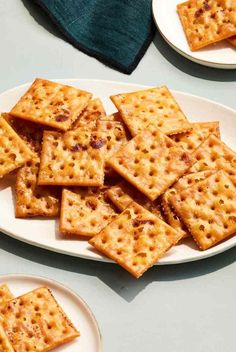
[26,182,31,189]
[101,237,107,244]
[90,219,97,227]
[34,305,40,312]
[149,156,155,163]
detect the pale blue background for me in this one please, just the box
[0,1,235,351]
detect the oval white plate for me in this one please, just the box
[0,79,236,265]
[0,274,102,352]
[152,0,236,69]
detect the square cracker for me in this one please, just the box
[10,78,92,131]
[96,120,129,176]
[0,285,15,351]
[15,159,60,218]
[106,182,164,220]
[189,134,236,186]
[108,125,193,201]
[72,98,106,130]
[0,116,33,178]
[89,202,182,278]
[0,324,14,352]
[60,188,118,236]
[171,121,220,152]
[38,130,105,186]
[177,0,236,51]
[161,170,215,238]
[1,287,79,352]
[228,35,236,46]
[168,170,236,250]
[0,285,14,310]
[4,113,44,155]
[110,86,191,137]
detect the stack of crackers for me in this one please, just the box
[1,78,236,278]
[177,0,236,50]
[0,284,79,352]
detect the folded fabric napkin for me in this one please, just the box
[33,0,155,74]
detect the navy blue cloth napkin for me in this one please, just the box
[33,0,155,74]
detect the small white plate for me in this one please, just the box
[0,274,102,352]
[152,0,236,69]
[0,79,236,265]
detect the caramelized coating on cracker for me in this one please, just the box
[190,134,236,186]
[106,182,164,220]
[161,170,215,238]
[171,122,220,152]
[15,159,60,218]
[1,287,79,352]
[89,202,183,278]
[177,0,236,51]
[0,285,14,310]
[108,125,193,201]
[0,116,33,178]
[169,171,236,250]
[110,86,191,136]
[38,130,106,186]
[72,98,106,130]
[0,324,14,352]
[4,113,44,155]
[60,188,118,236]
[96,120,129,176]
[10,78,92,131]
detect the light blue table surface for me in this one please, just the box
[0,1,235,351]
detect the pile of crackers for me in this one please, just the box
[177,0,236,50]
[1,78,236,278]
[0,284,79,352]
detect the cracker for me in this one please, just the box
[89,202,182,278]
[60,188,117,236]
[96,120,129,176]
[15,159,60,218]
[0,116,33,178]
[72,98,106,130]
[177,0,236,51]
[161,170,215,238]
[171,121,220,152]
[0,285,14,310]
[1,287,79,352]
[228,35,236,46]
[169,170,236,250]
[106,182,164,219]
[4,113,44,155]
[0,324,14,352]
[110,86,191,137]
[10,78,92,131]
[38,130,105,186]
[189,134,236,186]
[108,125,193,201]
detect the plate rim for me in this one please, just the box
[0,273,103,352]
[0,78,236,265]
[152,0,236,69]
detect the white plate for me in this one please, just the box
[0,78,236,265]
[0,274,102,352]
[152,0,236,69]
